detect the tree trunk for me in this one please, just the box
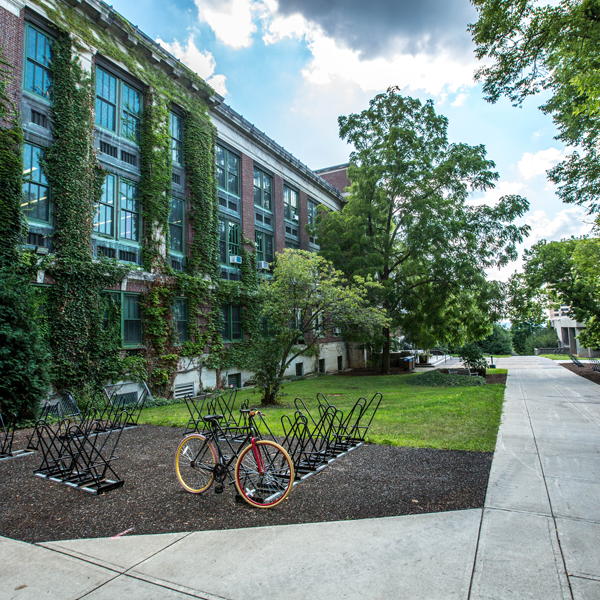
[381,327,391,374]
[261,378,281,405]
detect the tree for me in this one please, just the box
[477,323,514,355]
[505,272,549,354]
[521,236,600,349]
[249,250,389,405]
[316,88,530,373]
[469,0,600,220]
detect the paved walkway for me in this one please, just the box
[1,357,599,599]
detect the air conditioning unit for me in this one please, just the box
[257,261,269,270]
[229,255,242,265]
[292,214,299,222]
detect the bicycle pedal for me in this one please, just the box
[214,484,224,494]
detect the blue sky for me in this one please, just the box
[110,0,594,280]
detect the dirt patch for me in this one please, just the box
[336,367,506,385]
[560,362,600,386]
[0,425,493,543]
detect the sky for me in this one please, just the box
[109,0,595,281]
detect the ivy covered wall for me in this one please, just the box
[0,0,263,398]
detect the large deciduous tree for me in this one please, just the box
[316,88,529,373]
[250,250,389,405]
[469,0,600,220]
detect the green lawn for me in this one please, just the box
[537,354,574,360]
[139,370,507,452]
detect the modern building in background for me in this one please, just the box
[0,0,356,397]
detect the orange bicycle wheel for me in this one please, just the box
[175,434,217,494]
[234,440,294,508]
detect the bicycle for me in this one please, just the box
[174,409,294,508]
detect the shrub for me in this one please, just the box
[457,343,488,375]
[523,327,559,355]
[406,370,486,387]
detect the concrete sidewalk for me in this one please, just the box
[1,357,599,599]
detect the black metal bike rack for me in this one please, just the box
[32,409,129,494]
[95,382,152,432]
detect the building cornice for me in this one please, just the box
[1,0,26,16]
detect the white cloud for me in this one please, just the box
[518,147,567,180]
[156,35,228,95]
[526,206,591,245]
[467,181,526,207]
[194,0,257,48]
[451,93,467,107]
[260,5,478,97]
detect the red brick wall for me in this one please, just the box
[0,5,24,127]
[273,174,285,254]
[298,190,308,250]
[318,169,350,193]
[240,152,255,245]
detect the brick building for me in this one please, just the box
[0,0,353,396]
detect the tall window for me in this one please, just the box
[96,67,117,131]
[173,299,188,343]
[284,186,298,221]
[24,24,53,100]
[254,168,272,211]
[169,197,184,254]
[222,304,242,341]
[216,145,239,197]
[255,231,273,264]
[219,219,240,264]
[94,174,139,244]
[171,112,183,165]
[121,82,142,142]
[94,173,115,236]
[95,66,142,142]
[119,179,139,241]
[123,294,142,346]
[22,143,50,223]
[307,200,318,244]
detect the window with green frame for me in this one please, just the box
[284,186,298,221]
[123,293,142,346]
[170,112,183,165]
[24,24,53,101]
[219,219,240,264]
[169,197,184,254]
[216,145,239,197]
[222,304,242,341]
[253,167,272,211]
[94,174,140,245]
[22,143,51,223]
[95,66,142,143]
[255,230,273,264]
[173,298,188,343]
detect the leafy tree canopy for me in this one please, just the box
[520,236,600,348]
[248,250,389,405]
[470,0,600,219]
[315,88,529,371]
[477,323,514,355]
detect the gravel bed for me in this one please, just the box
[0,425,493,544]
[560,362,600,386]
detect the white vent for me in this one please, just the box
[257,261,269,270]
[292,214,299,221]
[174,382,195,399]
[229,255,242,264]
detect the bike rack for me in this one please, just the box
[1,412,36,461]
[95,382,152,433]
[32,409,129,494]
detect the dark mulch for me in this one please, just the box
[0,425,493,544]
[560,362,600,386]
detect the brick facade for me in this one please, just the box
[316,167,350,194]
[240,152,255,244]
[0,4,24,127]
[298,190,309,250]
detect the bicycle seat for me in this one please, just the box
[203,414,224,423]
